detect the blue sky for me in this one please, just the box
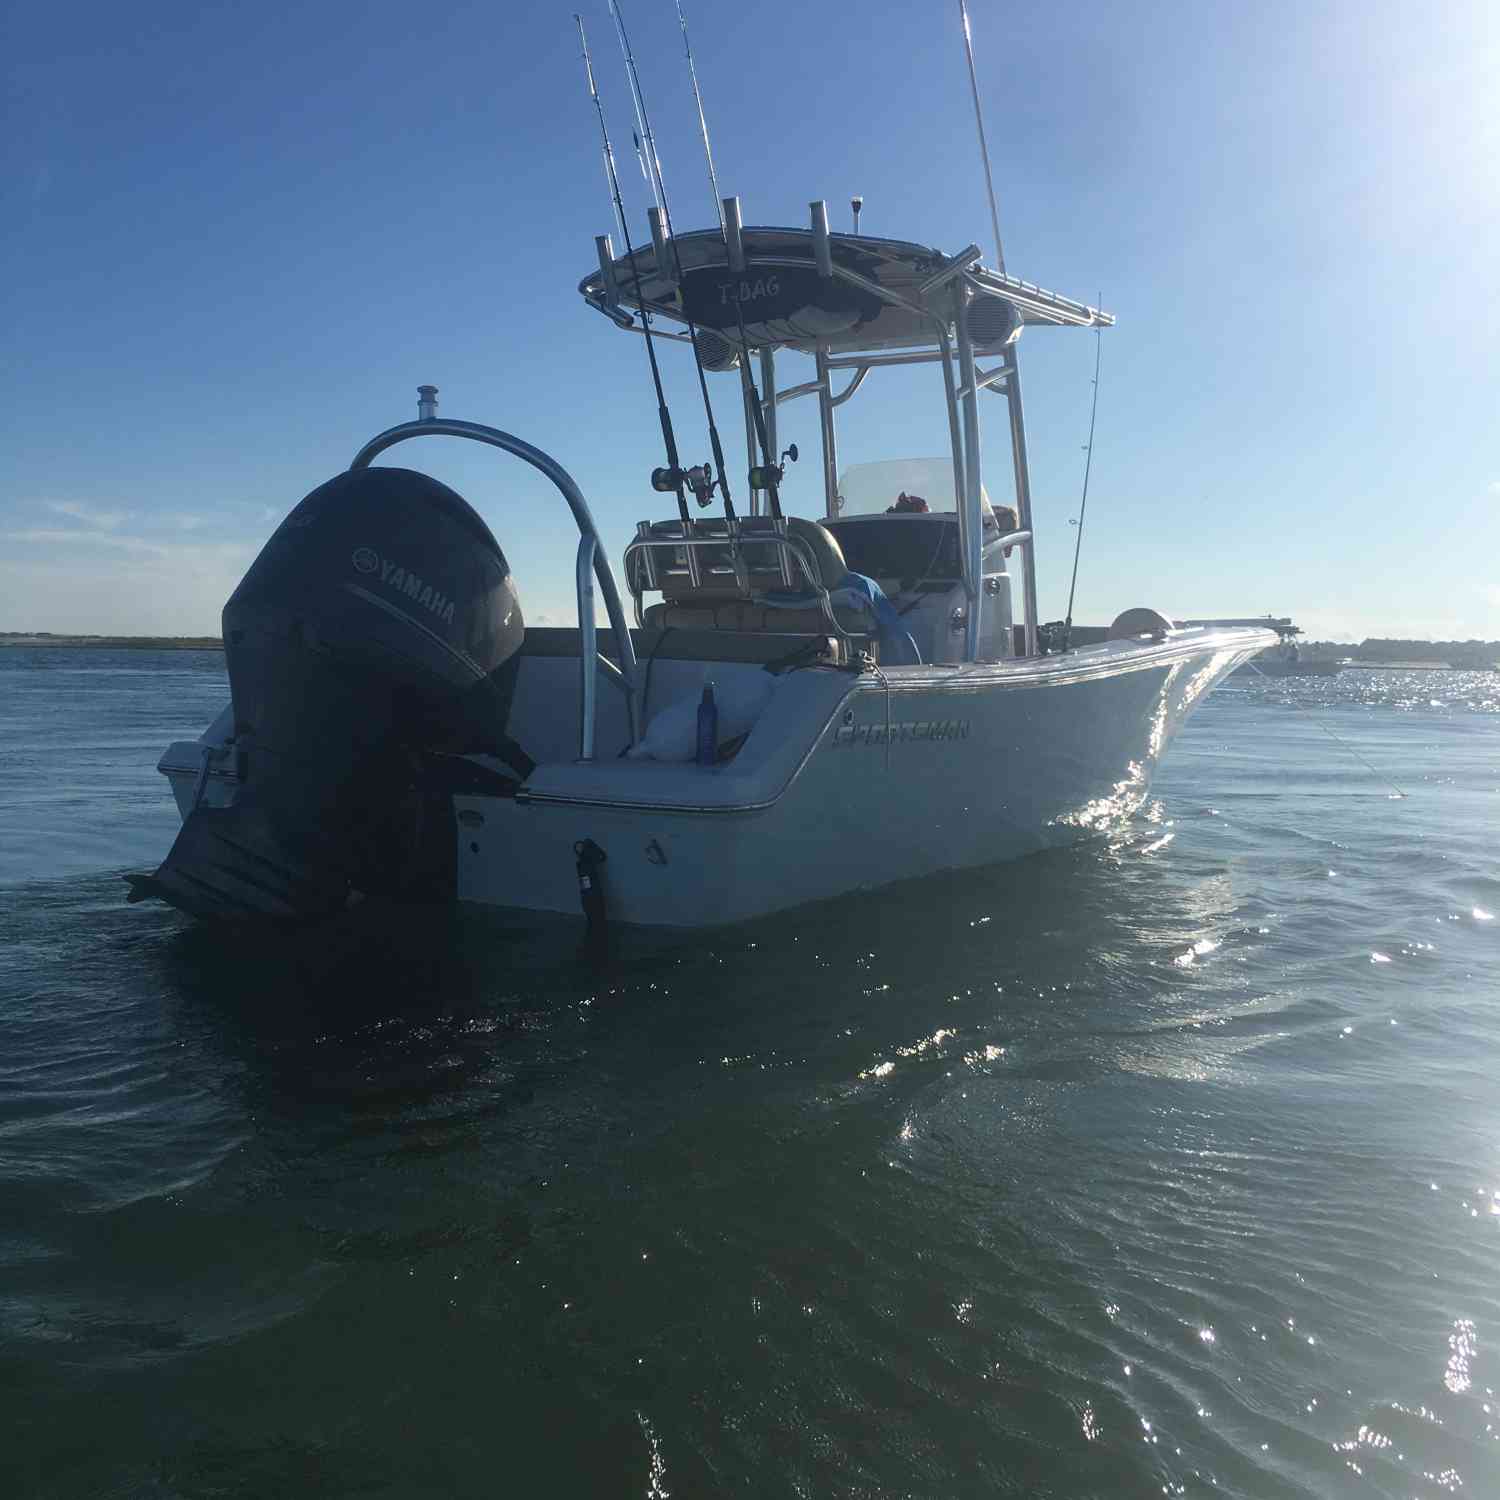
[3,0,1496,640]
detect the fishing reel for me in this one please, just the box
[748,444,798,492]
[651,463,719,508]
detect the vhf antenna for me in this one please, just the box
[675,1,785,521]
[958,0,1006,275]
[607,0,736,521]
[575,15,691,527]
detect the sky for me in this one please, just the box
[2,0,1497,642]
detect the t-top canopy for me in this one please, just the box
[578,225,1113,355]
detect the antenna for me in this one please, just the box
[957,0,1006,274]
[575,14,690,527]
[607,0,737,519]
[675,4,784,520]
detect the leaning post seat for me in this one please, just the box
[624,515,874,645]
[822,505,1020,596]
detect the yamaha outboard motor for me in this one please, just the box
[134,467,526,921]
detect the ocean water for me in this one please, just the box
[2,648,1498,1499]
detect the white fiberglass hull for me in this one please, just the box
[158,626,1270,929]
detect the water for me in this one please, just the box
[3,650,1498,1498]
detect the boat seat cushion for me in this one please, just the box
[642,600,872,635]
[517,624,852,666]
[776,516,848,591]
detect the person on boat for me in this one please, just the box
[833,569,921,666]
[886,491,1020,530]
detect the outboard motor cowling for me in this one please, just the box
[137,467,525,921]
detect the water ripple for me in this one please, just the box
[3,652,1499,1496]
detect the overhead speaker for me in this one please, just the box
[693,328,741,372]
[964,292,1023,353]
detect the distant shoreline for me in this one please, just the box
[0,635,223,651]
[1,634,1492,669]
[1352,661,1488,672]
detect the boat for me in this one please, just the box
[1244,655,1343,678]
[1203,619,1344,678]
[131,30,1274,929]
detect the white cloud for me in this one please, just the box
[5,526,255,563]
[4,527,170,557]
[45,500,131,529]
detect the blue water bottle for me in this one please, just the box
[696,681,718,766]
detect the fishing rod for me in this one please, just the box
[1061,307,1102,652]
[576,15,691,527]
[607,0,738,521]
[675,0,723,232]
[673,1,785,522]
[608,1,665,226]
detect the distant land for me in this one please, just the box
[1,632,223,650]
[4,631,1497,668]
[1297,638,1500,670]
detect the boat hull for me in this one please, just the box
[464,633,1258,925]
[157,627,1270,929]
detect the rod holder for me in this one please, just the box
[810,200,832,279]
[723,196,745,272]
[596,234,621,307]
[851,195,863,233]
[915,244,983,298]
[417,385,438,422]
[647,207,670,273]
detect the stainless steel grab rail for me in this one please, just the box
[576,534,598,761]
[993,529,1034,653]
[350,389,641,761]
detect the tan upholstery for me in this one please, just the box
[519,624,853,666]
[633,515,850,603]
[630,511,867,654]
[519,624,851,665]
[642,599,871,634]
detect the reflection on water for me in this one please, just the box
[2,654,1499,1497]
[1052,757,1146,831]
[1051,649,1241,836]
[1244,665,1500,715]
